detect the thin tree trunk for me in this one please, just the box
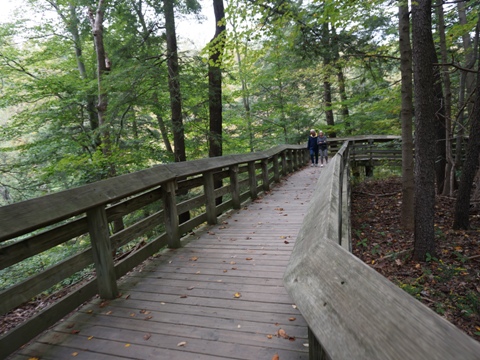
[163,0,189,224]
[453,14,480,230]
[163,0,186,163]
[436,0,454,196]
[399,1,414,231]
[208,0,226,158]
[322,22,335,137]
[412,0,436,260]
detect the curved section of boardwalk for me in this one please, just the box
[11,166,322,360]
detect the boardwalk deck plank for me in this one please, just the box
[9,166,322,360]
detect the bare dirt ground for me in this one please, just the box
[351,177,480,341]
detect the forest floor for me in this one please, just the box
[351,177,480,342]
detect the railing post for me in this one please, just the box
[308,327,330,360]
[86,206,118,300]
[261,159,270,191]
[204,170,217,225]
[292,150,298,170]
[273,154,280,182]
[230,164,241,209]
[288,149,293,173]
[162,180,181,248]
[248,161,257,200]
[281,152,287,176]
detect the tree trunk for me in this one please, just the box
[453,14,480,230]
[322,22,335,137]
[399,1,414,232]
[436,0,454,196]
[163,0,186,163]
[432,45,446,195]
[163,0,189,224]
[208,0,226,205]
[412,0,436,260]
[208,0,226,159]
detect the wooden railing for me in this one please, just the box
[0,145,308,359]
[283,140,480,359]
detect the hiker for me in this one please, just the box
[307,129,319,167]
[317,130,328,167]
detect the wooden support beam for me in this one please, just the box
[273,154,280,182]
[261,159,270,192]
[248,161,257,200]
[86,206,118,300]
[203,170,217,225]
[162,180,181,248]
[230,165,240,209]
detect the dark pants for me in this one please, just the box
[309,149,318,164]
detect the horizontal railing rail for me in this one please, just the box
[0,144,308,359]
[283,140,480,359]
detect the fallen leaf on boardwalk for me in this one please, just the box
[289,317,296,321]
[272,354,280,360]
[246,257,253,260]
[303,343,309,347]
[180,294,188,298]
[177,341,187,347]
[66,323,75,329]
[72,352,78,357]
[125,343,131,348]
[106,311,112,315]
[88,336,94,340]
[222,221,228,224]
[144,333,151,340]
[196,271,201,274]
[219,226,226,229]
[275,207,284,211]
[86,310,93,314]
[71,330,80,334]
[231,267,237,270]
[292,304,297,309]
[223,270,228,273]
[234,292,241,298]
[284,240,290,244]
[29,357,40,360]
[277,329,289,339]
[187,286,195,290]
[125,294,130,299]
[160,302,166,305]
[208,231,216,235]
[99,301,109,308]
[190,256,198,261]
[130,313,136,317]
[144,316,153,320]
[267,334,273,339]
[230,261,236,265]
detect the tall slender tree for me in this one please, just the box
[412,0,436,260]
[399,0,414,231]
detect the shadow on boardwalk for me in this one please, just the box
[11,166,324,360]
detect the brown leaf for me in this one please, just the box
[277,328,289,339]
[144,316,153,320]
[284,240,290,244]
[66,323,75,329]
[234,292,241,298]
[177,341,187,347]
[267,334,273,339]
[246,257,253,260]
[272,354,280,360]
[180,294,188,298]
[190,256,198,261]
[71,330,80,335]
[289,317,296,321]
[144,333,151,340]
[106,311,112,315]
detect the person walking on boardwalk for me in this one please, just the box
[317,130,328,167]
[307,129,319,167]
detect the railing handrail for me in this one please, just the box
[283,140,480,359]
[0,144,302,242]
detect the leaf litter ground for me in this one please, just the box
[351,177,480,341]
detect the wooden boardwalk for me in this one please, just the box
[10,165,323,360]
